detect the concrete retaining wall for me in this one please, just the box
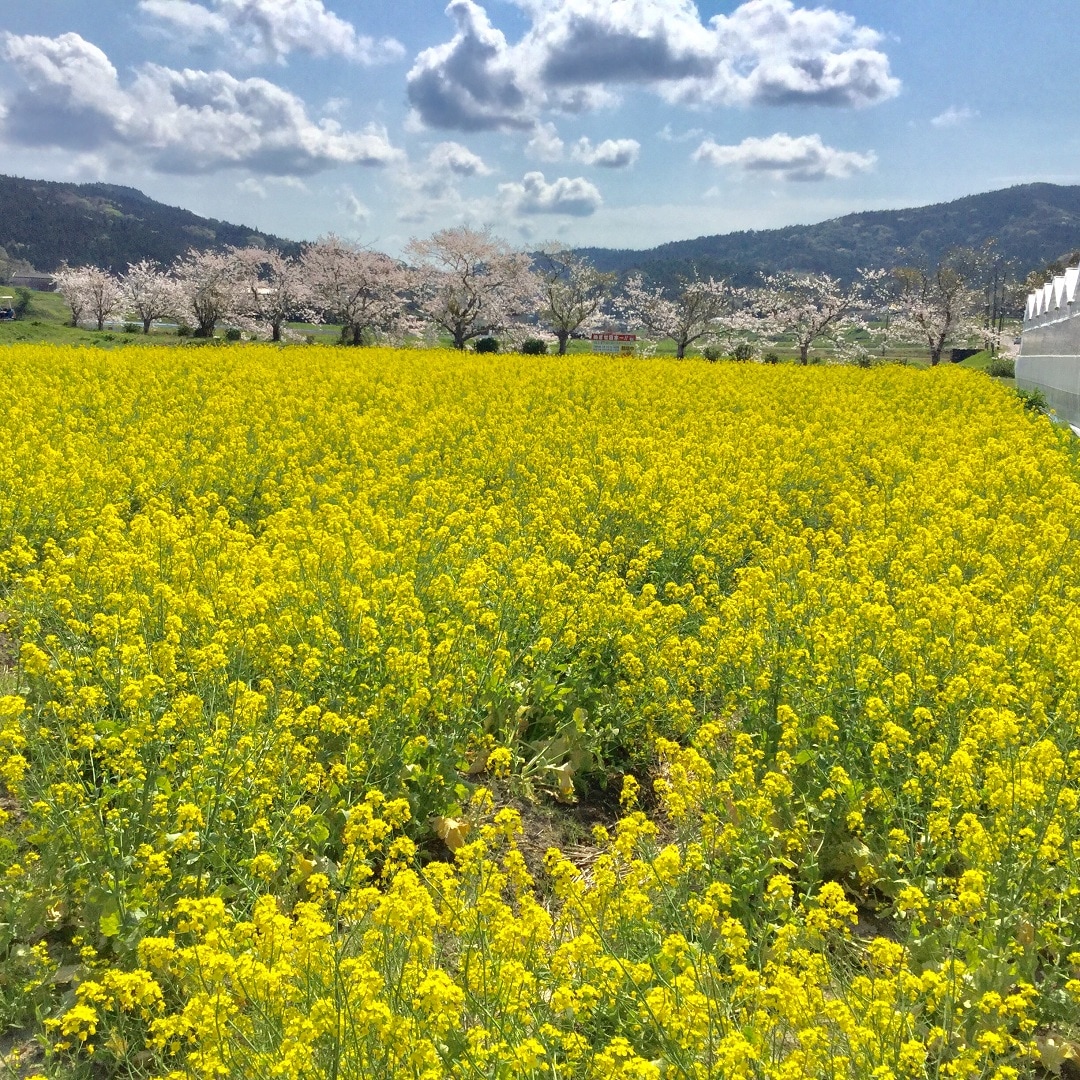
[1019,264,1080,429]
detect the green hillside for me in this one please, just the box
[576,183,1080,287]
[4,173,1080,290]
[0,174,299,273]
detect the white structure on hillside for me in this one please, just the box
[1018,263,1080,429]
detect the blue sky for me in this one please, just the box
[1,1,1076,255]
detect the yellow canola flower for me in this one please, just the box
[0,346,1076,1079]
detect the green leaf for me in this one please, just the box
[99,911,121,938]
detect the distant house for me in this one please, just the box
[11,273,56,291]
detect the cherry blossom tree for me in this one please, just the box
[53,265,124,330]
[52,265,89,327]
[407,226,538,350]
[758,270,883,365]
[617,272,746,359]
[533,248,616,355]
[121,259,178,334]
[233,247,314,342]
[172,248,245,338]
[889,248,994,365]
[301,236,410,345]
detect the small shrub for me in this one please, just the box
[176,323,193,337]
[474,337,499,354]
[521,338,547,355]
[1015,386,1048,414]
[731,341,756,363]
[762,351,780,365]
[702,346,722,362]
[123,322,140,335]
[225,328,243,342]
[987,356,1015,378]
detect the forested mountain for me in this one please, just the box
[576,183,1080,288]
[0,174,298,273]
[4,173,1080,287]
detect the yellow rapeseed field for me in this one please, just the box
[0,344,1079,1079]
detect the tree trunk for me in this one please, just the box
[676,340,686,359]
[96,315,105,331]
[799,343,810,365]
[557,331,569,355]
[142,318,152,334]
[271,320,282,343]
[930,333,945,365]
[453,331,467,350]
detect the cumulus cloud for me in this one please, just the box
[406,0,533,132]
[693,132,875,181]
[499,170,602,215]
[930,105,978,128]
[0,31,402,175]
[571,136,640,168]
[427,140,492,176]
[138,0,405,65]
[525,122,565,161]
[407,0,900,131]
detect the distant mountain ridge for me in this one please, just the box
[576,183,1080,288]
[0,174,298,273]
[3,173,1080,287]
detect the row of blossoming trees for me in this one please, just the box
[51,226,1002,364]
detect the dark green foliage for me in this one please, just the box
[1016,386,1048,413]
[575,183,1080,290]
[521,338,547,355]
[225,328,243,341]
[474,336,499,353]
[762,352,780,365]
[0,174,298,274]
[731,341,756,362]
[702,346,722,362]
[122,322,140,335]
[987,356,1015,378]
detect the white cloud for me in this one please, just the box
[138,0,405,65]
[339,190,371,222]
[407,0,900,132]
[657,123,704,142]
[930,105,978,128]
[237,176,268,197]
[525,122,565,161]
[406,0,533,132]
[237,175,310,197]
[686,0,899,108]
[427,141,492,176]
[139,0,229,37]
[571,136,640,168]
[499,170,602,215]
[693,132,876,181]
[0,31,402,175]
